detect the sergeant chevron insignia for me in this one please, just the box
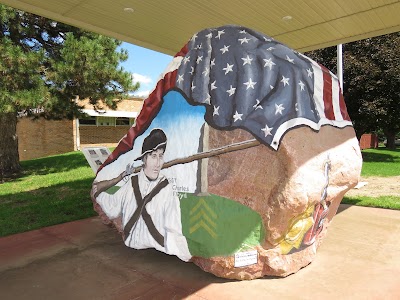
[189,198,217,238]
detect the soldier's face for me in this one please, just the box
[143,148,164,180]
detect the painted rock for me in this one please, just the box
[90,25,362,280]
[189,126,361,279]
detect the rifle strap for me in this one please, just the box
[123,175,169,247]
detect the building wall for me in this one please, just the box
[17,118,74,161]
[359,133,378,150]
[79,125,130,146]
[17,117,133,161]
[16,98,143,161]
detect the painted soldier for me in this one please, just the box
[91,128,191,261]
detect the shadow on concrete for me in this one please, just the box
[335,202,358,214]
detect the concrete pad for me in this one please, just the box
[0,204,399,299]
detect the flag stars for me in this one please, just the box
[216,30,225,39]
[285,55,295,64]
[191,33,198,41]
[210,58,216,68]
[210,80,217,90]
[213,105,220,116]
[176,74,184,84]
[263,58,276,70]
[233,111,243,122]
[220,45,230,54]
[226,85,236,96]
[275,103,285,115]
[281,75,290,86]
[180,28,327,148]
[238,37,250,44]
[241,55,253,66]
[253,99,263,110]
[298,80,305,91]
[204,93,211,104]
[202,67,210,76]
[261,124,273,137]
[223,63,234,75]
[244,78,257,89]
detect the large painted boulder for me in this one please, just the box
[90,25,362,280]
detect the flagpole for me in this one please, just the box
[337,44,343,90]
[198,123,210,195]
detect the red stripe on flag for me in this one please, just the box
[338,87,351,121]
[175,43,189,58]
[321,65,335,120]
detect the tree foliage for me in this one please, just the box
[0,4,139,176]
[306,32,400,148]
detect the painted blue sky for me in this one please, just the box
[97,90,206,193]
[118,42,173,98]
[130,90,206,165]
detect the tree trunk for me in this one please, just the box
[354,128,365,141]
[0,112,21,178]
[384,129,397,149]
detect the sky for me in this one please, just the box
[118,42,173,98]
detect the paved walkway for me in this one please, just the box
[1,204,399,300]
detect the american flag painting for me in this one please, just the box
[174,25,352,149]
[99,25,352,171]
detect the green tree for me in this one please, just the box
[0,4,139,177]
[306,33,400,148]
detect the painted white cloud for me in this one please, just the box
[133,90,151,98]
[131,73,152,85]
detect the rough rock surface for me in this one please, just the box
[93,125,362,280]
[192,125,362,280]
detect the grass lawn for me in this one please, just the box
[342,196,400,210]
[358,147,400,177]
[0,152,96,237]
[0,147,398,237]
[342,147,400,209]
